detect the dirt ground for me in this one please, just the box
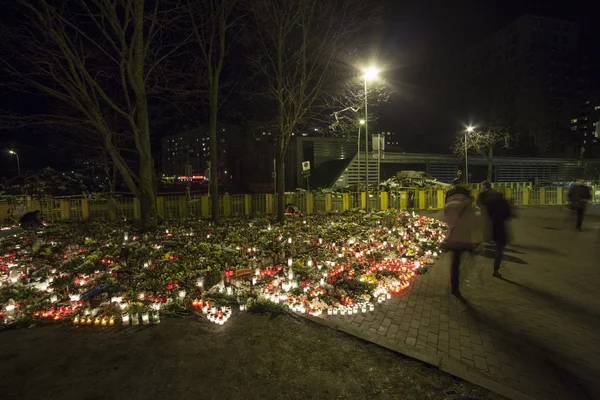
[0,313,504,400]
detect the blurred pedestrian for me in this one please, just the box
[568,179,591,231]
[441,185,476,296]
[477,181,513,277]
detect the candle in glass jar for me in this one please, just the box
[131,314,139,325]
[142,313,150,324]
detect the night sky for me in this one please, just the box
[1,0,599,174]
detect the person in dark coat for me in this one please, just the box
[19,210,44,230]
[441,185,477,296]
[568,179,591,231]
[477,181,512,277]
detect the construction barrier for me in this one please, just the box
[1,185,598,223]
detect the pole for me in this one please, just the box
[357,125,361,190]
[464,132,468,184]
[364,77,369,212]
[377,135,381,201]
[16,153,21,176]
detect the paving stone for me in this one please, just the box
[317,208,600,400]
[473,355,489,372]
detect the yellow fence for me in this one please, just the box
[1,185,599,223]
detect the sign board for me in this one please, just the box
[302,161,311,172]
[372,134,386,151]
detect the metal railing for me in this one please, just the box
[1,185,598,223]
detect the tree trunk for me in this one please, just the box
[487,146,493,182]
[131,0,158,231]
[276,147,285,224]
[209,81,220,224]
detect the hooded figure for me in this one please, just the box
[19,210,43,230]
[568,179,591,231]
[477,181,513,277]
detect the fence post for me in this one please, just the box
[505,188,512,202]
[361,192,367,209]
[59,199,70,220]
[380,192,388,211]
[325,193,332,212]
[400,191,408,209]
[556,187,563,204]
[437,190,445,209]
[81,199,90,220]
[306,192,314,214]
[133,198,140,219]
[178,197,188,218]
[539,187,546,205]
[522,188,530,205]
[223,195,231,216]
[107,198,117,221]
[244,195,252,215]
[417,190,426,210]
[201,196,210,218]
[342,193,350,211]
[265,194,274,214]
[156,197,165,219]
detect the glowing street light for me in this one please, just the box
[464,126,474,184]
[8,150,20,176]
[363,67,379,211]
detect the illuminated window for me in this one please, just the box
[595,106,600,110]
[571,118,578,123]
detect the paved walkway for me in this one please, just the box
[316,206,600,400]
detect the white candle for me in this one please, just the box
[288,258,293,267]
[142,313,150,324]
[131,314,139,325]
[152,311,160,324]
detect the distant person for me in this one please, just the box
[19,210,44,230]
[477,181,513,277]
[568,179,591,231]
[441,184,476,296]
[445,180,472,202]
[452,170,464,186]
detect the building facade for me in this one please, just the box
[161,125,236,178]
[429,15,589,156]
[570,91,600,157]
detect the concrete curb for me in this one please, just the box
[301,314,535,400]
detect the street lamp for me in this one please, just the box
[363,67,378,211]
[8,150,20,176]
[357,119,365,189]
[464,126,474,184]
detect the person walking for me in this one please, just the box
[477,181,512,278]
[441,185,476,296]
[568,179,591,231]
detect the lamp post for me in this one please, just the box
[8,150,20,176]
[465,126,474,184]
[357,119,365,189]
[363,67,378,211]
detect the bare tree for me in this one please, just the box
[325,79,392,136]
[250,0,381,222]
[1,0,188,230]
[452,124,514,182]
[187,0,243,224]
